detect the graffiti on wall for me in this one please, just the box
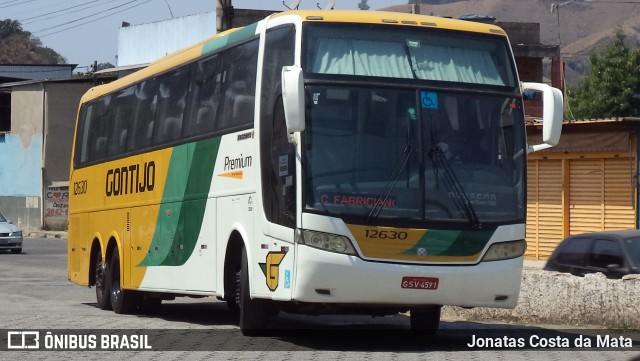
[45,186,69,218]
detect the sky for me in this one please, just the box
[0,0,406,72]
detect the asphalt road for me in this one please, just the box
[1,237,639,360]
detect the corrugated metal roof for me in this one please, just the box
[0,64,77,81]
[0,77,96,90]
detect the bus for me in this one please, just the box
[68,10,563,335]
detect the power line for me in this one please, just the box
[0,0,28,5]
[34,0,147,34]
[0,0,36,9]
[37,0,155,38]
[22,0,123,25]
[4,0,83,19]
[21,0,102,23]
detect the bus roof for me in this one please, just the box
[272,10,507,36]
[79,10,507,104]
[79,25,252,103]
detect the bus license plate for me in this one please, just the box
[401,277,439,290]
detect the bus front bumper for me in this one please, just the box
[292,244,522,308]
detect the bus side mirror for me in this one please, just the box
[523,82,564,153]
[282,66,305,135]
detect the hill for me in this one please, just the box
[0,19,66,64]
[384,0,640,84]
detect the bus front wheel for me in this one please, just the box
[109,247,139,314]
[238,250,268,335]
[410,305,441,335]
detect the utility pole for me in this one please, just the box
[550,0,576,47]
[216,0,233,33]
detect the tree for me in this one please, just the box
[0,19,66,64]
[74,62,116,78]
[567,29,640,119]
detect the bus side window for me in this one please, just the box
[185,56,220,136]
[107,86,135,156]
[269,96,296,227]
[89,95,112,162]
[154,68,189,144]
[216,39,258,132]
[133,78,159,149]
[260,25,296,227]
[76,105,93,165]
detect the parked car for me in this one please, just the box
[0,211,22,254]
[544,230,640,279]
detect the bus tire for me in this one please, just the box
[410,305,441,335]
[238,249,268,335]
[226,271,240,318]
[109,247,138,314]
[95,250,111,310]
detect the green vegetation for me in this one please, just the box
[0,19,66,64]
[567,29,640,119]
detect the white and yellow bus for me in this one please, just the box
[68,10,563,334]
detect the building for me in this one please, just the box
[0,78,98,230]
[0,64,77,83]
[117,12,217,68]
[525,118,640,259]
[113,8,274,74]
[0,6,274,231]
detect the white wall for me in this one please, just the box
[117,11,216,67]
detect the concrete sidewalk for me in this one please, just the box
[26,230,67,239]
[523,259,545,269]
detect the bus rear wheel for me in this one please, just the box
[95,251,111,310]
[410,305,441,335]
[238,250,268,335]
[109,247,139,314]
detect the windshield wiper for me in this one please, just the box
[431,145,482,229]
[404,42,419,80]
[368,145,414,220]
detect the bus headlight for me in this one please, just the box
[481,240,527,262]
[298,229,357,256]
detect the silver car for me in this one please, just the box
[0,211,22,254]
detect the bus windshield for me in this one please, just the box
[305,22,516,87]
[302,23,524,228]
[303,86,526,226]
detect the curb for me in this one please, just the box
[26,231,68,239]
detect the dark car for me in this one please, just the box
[544,230,640,279]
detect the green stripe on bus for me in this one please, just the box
[161,137,221,266]
[403,229,495,257]
[202,23,259,55]
[138,137,222,267]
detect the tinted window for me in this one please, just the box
[107,86,136,155]
[260,25,296,227]
[185,55,222,136]
[623,237,640,267]
[131,78,159,149]
[589,239,624,269]
[88,95,112,162]
[305,23,516,87]
[153,67,190,144]
[216,39,259,131]
[76,106,91,164]
[556,237,592,266]
[74,36,259,167]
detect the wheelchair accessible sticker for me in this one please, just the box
[420,91,438,110]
